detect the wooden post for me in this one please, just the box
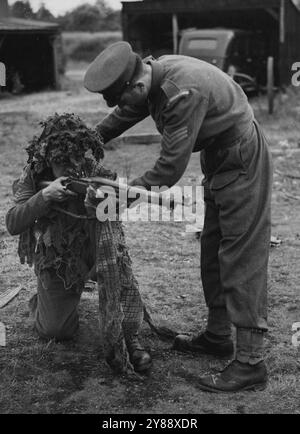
[0,36,6,94]
[280,0,285,44]
[172,13,178,54]
[267,56,274,115]
[50,34,61,90]
[0,61,5,87]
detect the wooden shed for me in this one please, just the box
[0,0,63,93]
[122,0,300,86]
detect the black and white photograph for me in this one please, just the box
[0,0,299,417]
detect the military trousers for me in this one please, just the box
[200,120,273,338]
[34,268,144,342]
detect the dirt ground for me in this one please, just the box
[0,73,299,414]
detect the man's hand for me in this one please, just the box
[84,185,100,217]
[84,185,100,207]
[42,177,77,203]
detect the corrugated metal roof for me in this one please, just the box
[0,17,59,32]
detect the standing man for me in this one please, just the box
[84,42,273,392]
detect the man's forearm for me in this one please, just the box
[96,105,149,143]
[6,191,50,236]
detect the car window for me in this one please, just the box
[187,38,218,51]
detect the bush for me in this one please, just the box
[57,1,121,32]
[62,32,122,63]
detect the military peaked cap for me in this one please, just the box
[84,41,139,97]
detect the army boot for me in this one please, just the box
[197,328,268,392]
[197,359,268,393]
[126,334,152,373]
[172,331,234,358]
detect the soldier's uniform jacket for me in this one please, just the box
[6,158,116,291]
[97,55,254,188]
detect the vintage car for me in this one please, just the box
[179,28,270,94]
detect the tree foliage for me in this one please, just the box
[60,4,102,32]
[9,0,121,31]
[10,0,35,19]
[58,1,121,31]
[36,3,55,22]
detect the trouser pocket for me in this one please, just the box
[210,169,242,190]
[201,140,247,191]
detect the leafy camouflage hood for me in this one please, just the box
[26,113,104,174]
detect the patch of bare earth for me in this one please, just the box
[0,84,299,414]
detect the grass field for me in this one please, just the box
[0,75,299,414]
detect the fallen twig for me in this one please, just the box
[281,189,300,201]
[275,170,300,180]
